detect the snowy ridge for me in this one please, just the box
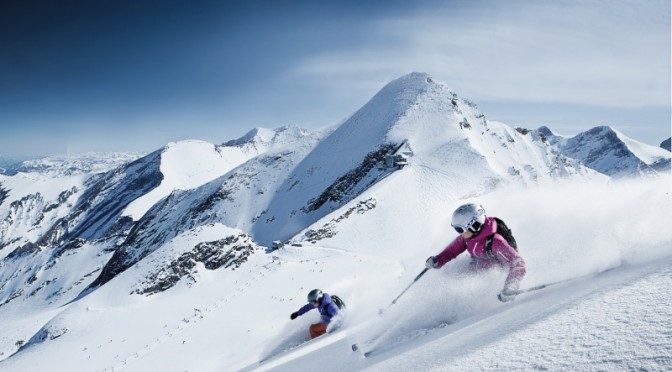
[0,73,670,371]
[224,125,312,150]
[124,129,314,221]
[543,126,670,177]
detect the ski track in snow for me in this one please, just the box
[104,265,272,372]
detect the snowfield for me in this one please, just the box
[1,175,670,372]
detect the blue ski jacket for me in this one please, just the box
[297,292,340,324]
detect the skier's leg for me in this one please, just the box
[309,322,327,338]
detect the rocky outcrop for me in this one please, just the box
[661,138,671,152]
[133,234,260,296]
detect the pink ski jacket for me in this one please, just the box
[434,216,526,289]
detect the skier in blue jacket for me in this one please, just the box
[290,289,340,338]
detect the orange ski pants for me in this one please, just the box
[309,322,327,339]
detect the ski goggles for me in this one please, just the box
[452,220,482,234]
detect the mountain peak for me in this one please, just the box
[585,125,616,136]
[334,72,459,143]
[387,71,435,89]
[374,72,442,105]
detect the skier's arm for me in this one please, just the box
[296,303,316,316]
[434,236,467,268]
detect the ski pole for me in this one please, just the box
[511,283,549,295]
[379,267,429,315]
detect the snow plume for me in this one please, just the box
[480,175,672,285]
[347,175,672,354]
[260,319,312,360]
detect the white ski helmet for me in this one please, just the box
[451,203,486,234]
[307,289,323,303]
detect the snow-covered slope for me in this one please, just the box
[0,73,670,371]
[124,127,313,221]
[1,175,669,372]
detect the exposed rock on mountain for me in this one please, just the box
[661,137,671,152]
[543,126,671,177]
[134,234,260,296]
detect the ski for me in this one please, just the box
[351,343,375,358]
[353,321,454,360]
[512,267,618,297]
[350,327,394,357]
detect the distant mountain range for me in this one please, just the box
[0,152,145,177]
[536,126,670,178]
[0,72,669,367]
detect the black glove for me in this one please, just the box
[425,256,438,269]
[290,312,298,320]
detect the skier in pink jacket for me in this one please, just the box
[425,203,526,302]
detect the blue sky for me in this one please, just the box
[1,0,670,158]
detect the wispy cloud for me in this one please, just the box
[293,0,670,108]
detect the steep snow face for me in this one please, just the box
[551,126,671,177]
[60,150,164,243]
[293,72,436,181]
[243,74,439,244]
[122,141,244,220]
